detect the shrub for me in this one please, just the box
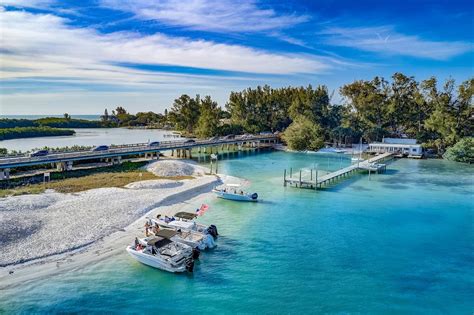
[282,116,324,151]
[443,137,474,164]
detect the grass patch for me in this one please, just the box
[0,161,195,197]
[0,185,46,198]
[46,171,158,194]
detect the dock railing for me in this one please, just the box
[283,152,393,190]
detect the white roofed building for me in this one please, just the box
[368,138,423,158]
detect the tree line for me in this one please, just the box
[2,73,472,158]
[0,116,101,129]
[0,127,75,141]
[100,107,168,128]
[163,73,472,154]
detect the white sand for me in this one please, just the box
[0,159,218,267]
[0,159,252,287]
[0,190,215,289]
[0,176,218,267]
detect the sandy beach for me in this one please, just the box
[0,159,241,287]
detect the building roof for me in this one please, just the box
[382,138,417,144]
[369,143,421,147]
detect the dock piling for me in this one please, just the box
[282,152,393,190]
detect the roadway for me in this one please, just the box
[0,135,278,169]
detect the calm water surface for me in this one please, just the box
[0,128,176,152]
[1,152,473,314]
[0,115,101,120]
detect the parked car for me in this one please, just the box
[91,145,109,151]
[29,150,49,157]
[148,141,160,147]
[223,134,235,140]
[184,139,196,144]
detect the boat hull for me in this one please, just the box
[213,191,258,202]
[126,246,186,273]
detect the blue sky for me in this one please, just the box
[0,0,472,115]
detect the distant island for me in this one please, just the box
[1,73,472,163]
[0,116,102,141]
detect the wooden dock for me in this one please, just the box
[283,152,393,189]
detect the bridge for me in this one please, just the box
[0,135,278,180]
[283,152,394,190]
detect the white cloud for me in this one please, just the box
[0,0,53,8]
[320,26,472,60]
[0,9,329,88]
[100,0,309,33]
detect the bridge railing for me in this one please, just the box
[0,135,278,167]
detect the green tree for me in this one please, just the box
[282,116,324,151]
[340,77,390,142]
[115,106,127,115]
[424,79,459,153]
[454,78,474,139]
[169,94,201,133]
[101,109,109,122]
[443,137,474,163]
[195,96,220,138]
[112,107,136,126]
[388,73,419,135]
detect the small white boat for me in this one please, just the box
[212,184,258,202]
[126,235,195,273]
[317,147,347,154]
[151,211,219,239]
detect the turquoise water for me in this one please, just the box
[2,152,473,314]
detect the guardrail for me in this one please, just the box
[0,135,278,168]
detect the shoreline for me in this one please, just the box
[0,160,245,288]
[0,188,213,290]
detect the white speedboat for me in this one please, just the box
[126,235,195,273]
[212,184,258,202]
[317,147,347,154]
[148,220,216,250]
[151,211,219,239]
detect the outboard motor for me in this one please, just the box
[210,224,218,236]
[185,258,194,272]
[192,248,201,259]
[206,225,218,239]
[251,193,258,200]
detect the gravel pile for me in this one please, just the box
[145,159,208,177]
[125,180,184,190]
